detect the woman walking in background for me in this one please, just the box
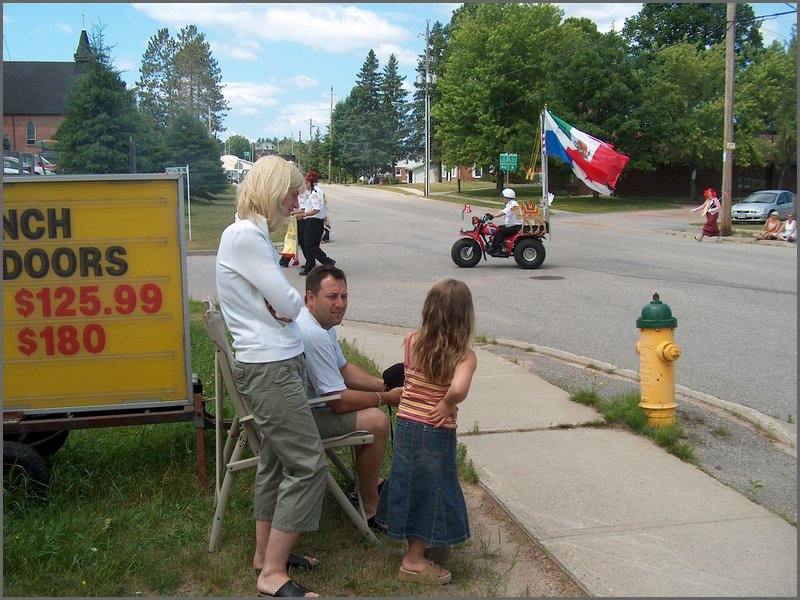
[691,188,721,242]
[295,171,334,276]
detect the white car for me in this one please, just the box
[3,154,51,175]
[731,190,796,223]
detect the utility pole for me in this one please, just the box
[720,2,736,236]
[327,86,335,184]
[424,20,430,198]
[307,119,313,140]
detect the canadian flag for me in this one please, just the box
[464,204,472,213]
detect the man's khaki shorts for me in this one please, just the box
[312,405,357,440]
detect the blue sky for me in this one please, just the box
[3,3,796,142]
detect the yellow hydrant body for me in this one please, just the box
[635,293,681,427]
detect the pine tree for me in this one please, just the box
[56,26,161,174]
[163,111,228,201]
[136,26,229,135]
[350,50,387,176]
[381,53,411,180]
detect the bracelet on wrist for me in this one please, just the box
[374,391,383,407]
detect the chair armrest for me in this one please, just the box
[309,394,341,404]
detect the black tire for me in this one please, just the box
[5,430,69,457]
[3,441,49,496]
[451,238,482,268]
[513,237,546,269]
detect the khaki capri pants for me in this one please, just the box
[233,355,328,532]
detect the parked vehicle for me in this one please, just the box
[4,155,33,175]
[3,153,51,175]
[37,155,59,173]
[451,208,547,269]
[731,190,796,222]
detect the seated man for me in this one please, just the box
[296,265,402,526]
[487,187,522,255]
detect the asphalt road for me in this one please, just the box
[186,184,797,425]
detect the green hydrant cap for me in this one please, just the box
[636,293,678,328]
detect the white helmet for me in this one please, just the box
[501,188,516,199]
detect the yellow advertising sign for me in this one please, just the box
[2,175,190,412]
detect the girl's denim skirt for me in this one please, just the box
[375,417,470,547]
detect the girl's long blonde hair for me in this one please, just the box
[410,279,475,385]
[236,156,304,231]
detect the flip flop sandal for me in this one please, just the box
[257,578,313,597]
[398,561,452,585]
[254,554,319,577]
[286,553,318,571]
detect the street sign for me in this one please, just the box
[165,166,186,174]
[499,153,518,171]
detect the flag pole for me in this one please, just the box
[541,106,549,224]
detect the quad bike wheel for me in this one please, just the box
[513,238,546,269]
[451,238,482,268]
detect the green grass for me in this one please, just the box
[571,390,696,463]
[183,185,289,252]
[4,303,492,597]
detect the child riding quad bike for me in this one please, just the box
[451,199,547,269]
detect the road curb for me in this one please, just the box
[493,338,797,449]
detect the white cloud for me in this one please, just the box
[133,3,413,55]
[55,22,74,34]
[556,3,643,33]
[212,39,264,62]
[223,81,283,122]
[374,44,420,70]
[286,75,319,89]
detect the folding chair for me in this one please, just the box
[202,300,382,551]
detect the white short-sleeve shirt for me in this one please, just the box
[296,306,346,406]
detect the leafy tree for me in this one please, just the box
[735,35,797,187]
[225,134,251,158]
[622,3,762,59]
[135,26,229,135]
[432,3,563,191]
[163,111,228,201]
[56,25,162,174]
[381,53,411,180]
[622,42,725,171]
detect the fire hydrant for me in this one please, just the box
[635,293,681,427]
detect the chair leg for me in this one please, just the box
[325,473,382,548]
[215,416,241,507]
[325,448,354,483]
[209,431,248,552]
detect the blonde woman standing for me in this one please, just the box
[216,156,325,598]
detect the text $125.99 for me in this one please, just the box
[15,283,163,318]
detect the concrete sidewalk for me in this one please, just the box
[338,320,797,597]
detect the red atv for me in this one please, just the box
[451,209,547,269]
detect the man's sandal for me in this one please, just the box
[398,561,452,585]
[254,554,319,576]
